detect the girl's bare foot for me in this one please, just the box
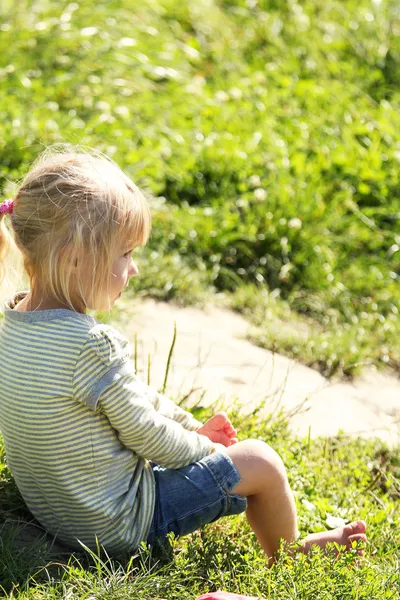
[300,520,367,556]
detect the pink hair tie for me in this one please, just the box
[0,199,14,215]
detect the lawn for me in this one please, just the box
[0,0,399,597]
[1,404,399,599]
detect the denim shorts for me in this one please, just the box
[146,451,247,545]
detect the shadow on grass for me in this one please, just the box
[0,476,174,595]
[0,477,77,593]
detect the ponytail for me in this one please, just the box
[0,199,24,309]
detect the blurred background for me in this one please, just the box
[1,0,399,378]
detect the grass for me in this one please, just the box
[0,0,400,377]
[0,402,399,599]
[226,284,399,379]
[0,0,399,591]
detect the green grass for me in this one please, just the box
[1,404,399,599]
[226,283,399,378]
[1,2,399,597]
[0,0,400,377]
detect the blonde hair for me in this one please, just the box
[0,145,151,310]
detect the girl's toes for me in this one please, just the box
[345,520,367,536]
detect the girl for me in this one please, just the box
[0,147,367,564]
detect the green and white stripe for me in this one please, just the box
[0,302,214,553]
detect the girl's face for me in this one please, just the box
[109,246,139,309]
[94,244,139,311]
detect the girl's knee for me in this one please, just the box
[247,439,286,473]
[229,439,287,487]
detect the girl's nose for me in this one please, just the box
[129,259,139,277]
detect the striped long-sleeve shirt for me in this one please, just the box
[0,295,216,553]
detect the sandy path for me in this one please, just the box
[116,298,400,446]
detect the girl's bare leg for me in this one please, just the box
[225,440,298,563]
[225,440,367,565]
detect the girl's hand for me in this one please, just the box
[196,412,238,447]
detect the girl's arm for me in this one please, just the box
[98,378,217,468]
[73,325,217,469]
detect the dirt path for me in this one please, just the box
[116,298,400,446]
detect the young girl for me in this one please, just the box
[0,147,367,564]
